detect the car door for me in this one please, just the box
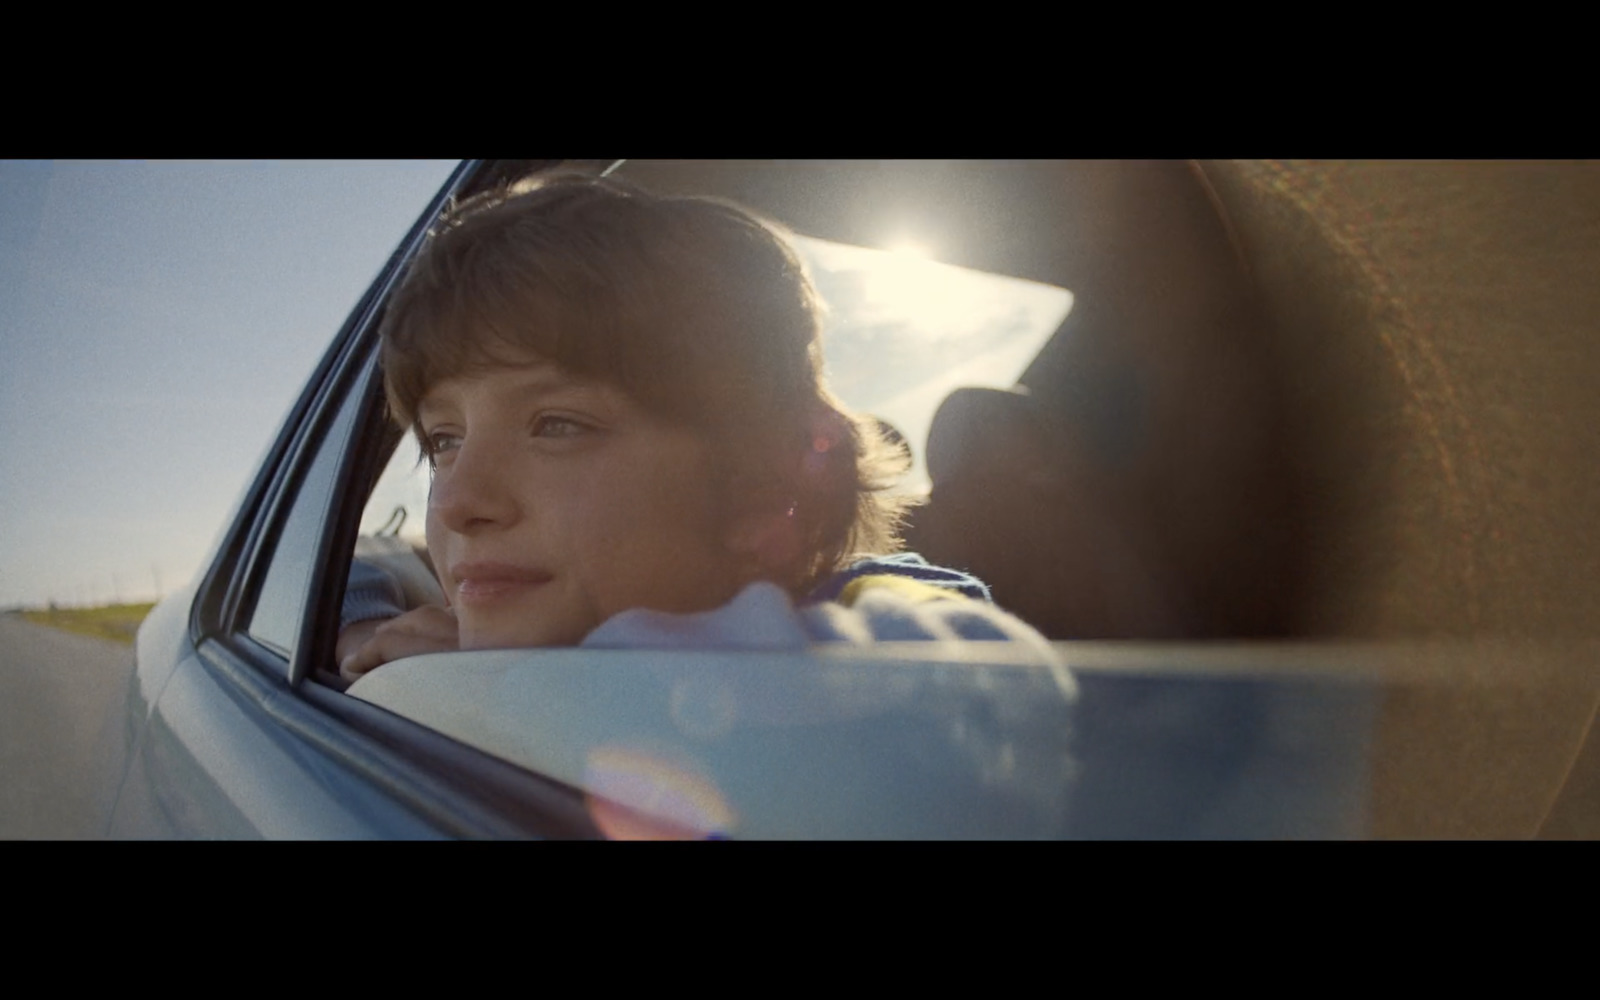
[106,160,601,838]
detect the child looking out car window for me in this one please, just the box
[338,175,1056,679]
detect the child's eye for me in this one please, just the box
[531,414,593,439]
[423,431,462,465]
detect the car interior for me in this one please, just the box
[314,159,1600,838]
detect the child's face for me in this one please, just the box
[419,354,749,649]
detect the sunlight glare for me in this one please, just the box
[792,234,1073,494]
[884,238,933,260]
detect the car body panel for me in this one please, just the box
[111,588,447,838]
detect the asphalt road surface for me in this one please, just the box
[1,613,133,838]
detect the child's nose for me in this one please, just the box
[427,439,519,533]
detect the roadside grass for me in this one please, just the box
[20,603,156,645]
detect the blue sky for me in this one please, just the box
[0,160,458,607]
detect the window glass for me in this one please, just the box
[352,433,443,610]
[248,374,366,656]
[793,235,1072,493]
[360,435,429,550]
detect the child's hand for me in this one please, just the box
[339,605,460,681]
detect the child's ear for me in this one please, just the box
[725,504,803,578]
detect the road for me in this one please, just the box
[0,614,134,838]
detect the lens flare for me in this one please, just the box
[583,745,738,840]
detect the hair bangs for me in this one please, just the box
[381,212,642,432]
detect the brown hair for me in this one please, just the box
[379,174,913,594]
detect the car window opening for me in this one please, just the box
[344,232,1076,658]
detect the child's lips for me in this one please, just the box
[451,562,553,604]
